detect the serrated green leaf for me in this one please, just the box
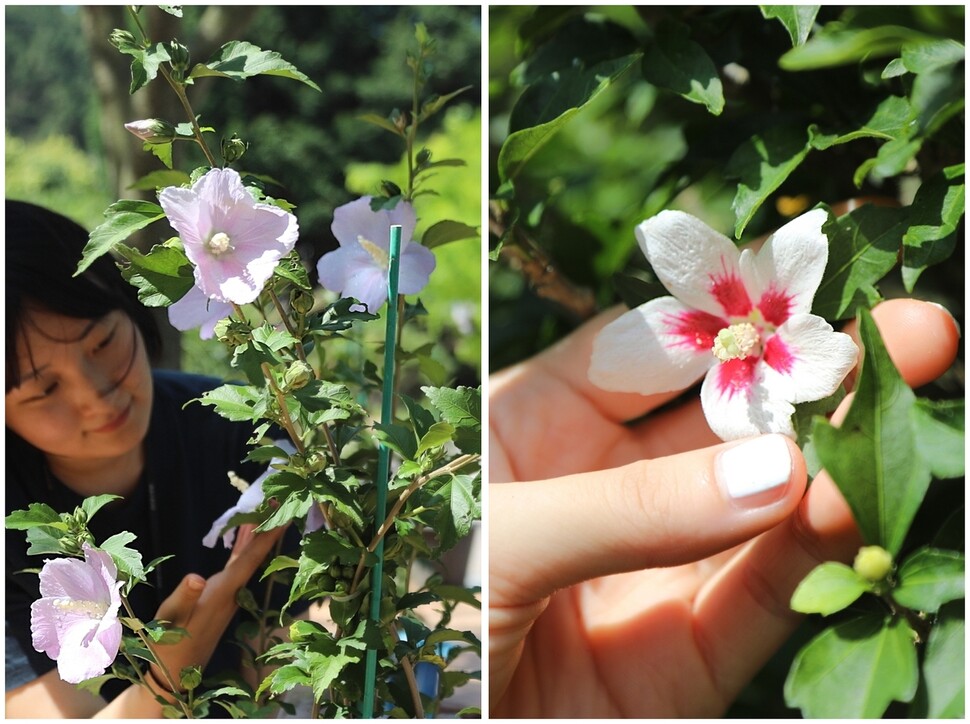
[641,19,724,115]
[5,503,64,530]
[401,394,438,441]
[261,554,300,581]
[727,125,811,238]
[421,220,478,250]
[894,547,964,613]
[912,602,964,718]
[911,398,965,479]
[813,204,907,320]
[808,95,913,150]
[101,532,144,581]
[373,422,418,461]
[255,664,310,699]
[791,561,871,615]
[422,386,481,430]
[813,309,930,554]
[434,474,480,552]
[498,54,639,182]
[118,243,194,307]
[760,6,820,46]
[77,200,166,275]
[196,384,264,422]
[26,527,68,556]
[901,166,965,291]
[189,41,320,92]
[785,616,919,717]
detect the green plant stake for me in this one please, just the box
[362,223,402,718]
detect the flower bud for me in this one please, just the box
[289,289,314,315]
[282,360,314,391]
[109,29,137,51]
[213,317,252,347]
[416,148,432,167]
[380,179,402,198]
[124,119,177,145]
[168,40,190,72]
[304,449,327,473]
[221,134,248,164]
[853,545,893,582]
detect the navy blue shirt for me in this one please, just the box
[6,371,281,702]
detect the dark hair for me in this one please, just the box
[5,200,162,392]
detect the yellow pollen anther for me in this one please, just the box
[206,232,233,256]
[358,236,389,268]
[54,598,108,618]
[712,322,761,362]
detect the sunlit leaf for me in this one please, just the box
[422,219,479,249]
[760,6,820,46]
[790,561,870,615]
[118,243,194,307]
[911,602,964,718]
[911,398,965,479]
[779,25,930,70]
[901,165,965,291]
[785,615,919,717]
[189,41,321,91]
[77,200,166,275]
[893,547,964,613]
[640,18,723,115]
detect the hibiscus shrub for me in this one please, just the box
[8,7,480,719]
[490,5,963,719]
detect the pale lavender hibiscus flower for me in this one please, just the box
[316,196,436,313]
[589,209,858,441]
[30,544,124,684]
[203,441,324,549]
[159,168,299,305]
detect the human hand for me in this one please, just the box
[146,523,285,697]
[489,299,958,717]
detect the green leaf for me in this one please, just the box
[101,532,144,582]
[808,95,913,150]
[26,527,67,556]
[901,38,965,74]
[189,41,320,91]
[760,6,820,46]
[791,562,870,615]
[727,125,811,238]
[813,309,930,555]
[255,664,310,699]
[81,495,123,523]
[358,112,405,138]
[911,398,965,479]
[779,25,930,71]
[421,220,479,250]
[423,386,481,430]
[419,85,473,121]
[76,200,166,275]
[812,204,907,320]
[434,474,480,552]
[901,165,965,291]
[415,421,456,457]
[912,602,964,718]
[129,170,192,194]
[5,503,64,530]
[118,243,194,307]
[373,422,418,461]
[640,19,724,115]
[401,394,438,441]
[196,384,264,422]
[498,54,639,182]
[785,616,919,718]
[893,547,964,613]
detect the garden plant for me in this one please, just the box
[490,5,963,718]
[7,6,481,719]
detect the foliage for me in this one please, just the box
[8,9,479,719]
[490,5,963,718]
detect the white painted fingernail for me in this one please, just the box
[717,434,792,503]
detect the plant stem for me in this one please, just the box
[260,362,306,455]
[389,621,425,718]
[268,288,308,362]
[882,594,932,643]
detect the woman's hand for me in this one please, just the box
[489,299,958,718]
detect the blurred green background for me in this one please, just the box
[6,5,482,385]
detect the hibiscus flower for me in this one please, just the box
[316,196,436,313]
[589,209,858,441]
[167,284,233,339]
[30,544,124,684]
[159,168,299,305]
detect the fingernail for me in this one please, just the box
[717,434,792,504]
[928,302,961,338]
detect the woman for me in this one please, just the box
[5,200,284,717]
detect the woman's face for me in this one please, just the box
[5,308,153,473]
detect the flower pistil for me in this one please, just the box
[358,236,390,268]
[206,231,234,257]
[712,321,762,362]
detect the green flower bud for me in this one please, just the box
[854,545,894,582]
[416,148,432,167]
[109,29,137,51]
[282,360,314,391]
[124,119,177,145]
[221,134,248,164]
[289,288,314,315]
[304,449,327,473]
[380,179,402,198]
[213,318,252,347]
[168,40,190,71]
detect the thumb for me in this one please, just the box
[490,434,807,605]
[154,573,206,624]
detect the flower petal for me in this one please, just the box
[740,208,829,324]
[397,243,436,295]
[168,286,232,339]
[700,362,797,440]
[332,197,416,251]
[765,313,858,403]
[636,210,752,318]
[589,297,723,395]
